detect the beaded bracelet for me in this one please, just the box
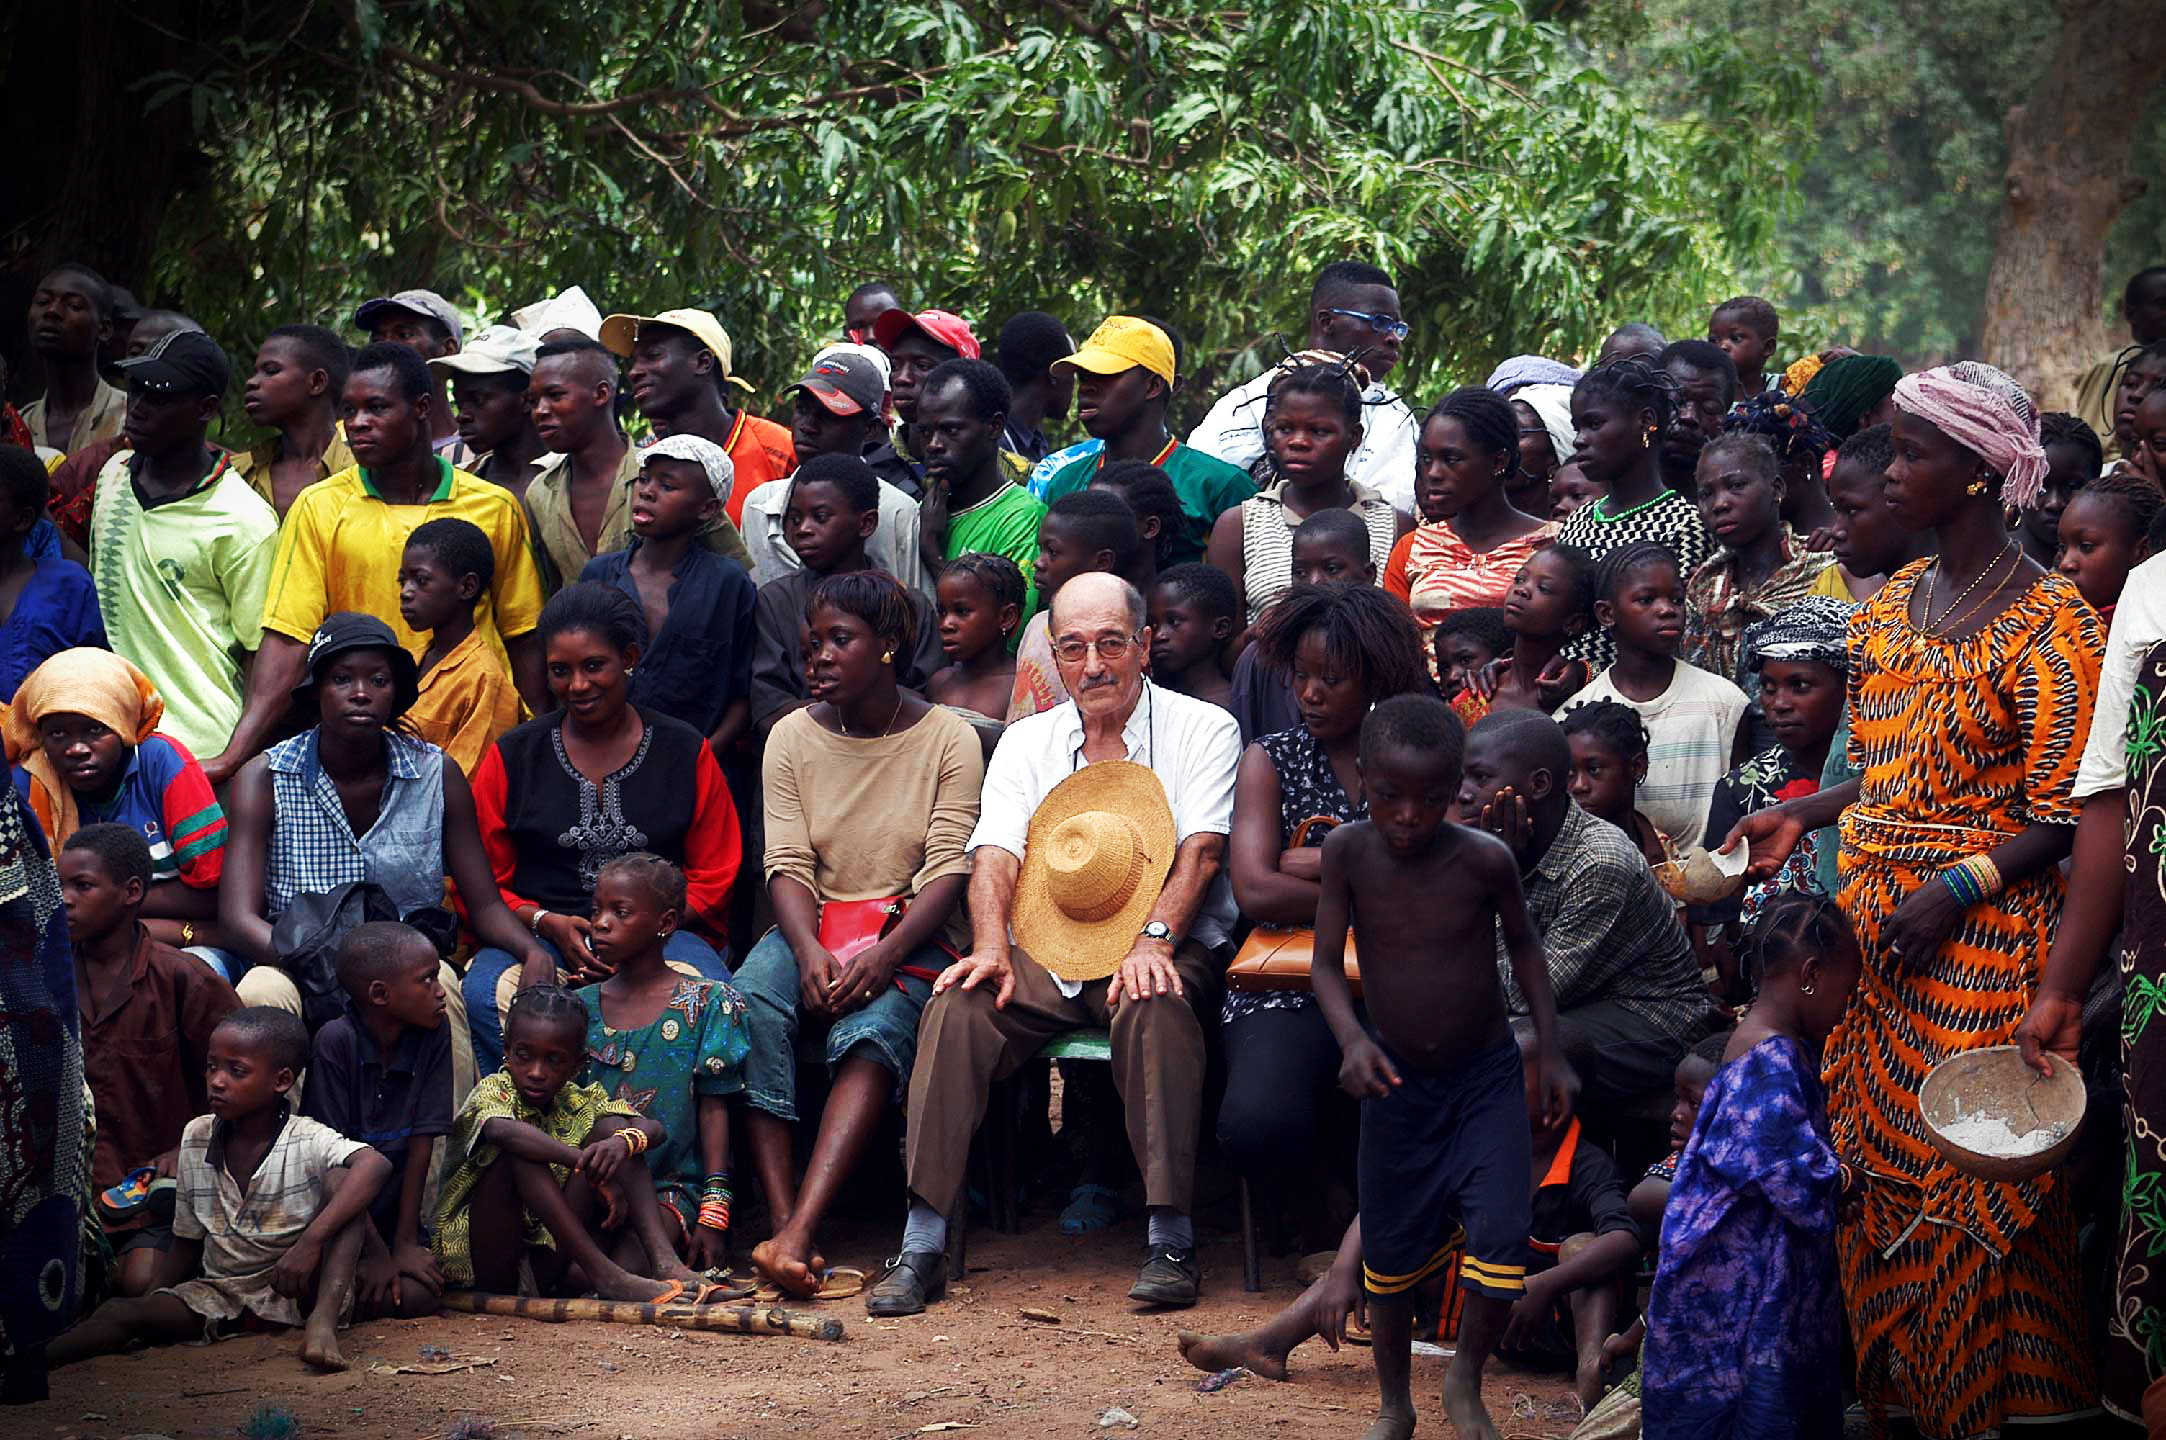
[613,1126,649,1156]
[1962,853,2004,898]
[698,1173,732,1232]
[1942,865,1981,907]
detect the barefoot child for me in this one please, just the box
[1639,895,1863,1440]
[1449,543,1595,727]
[398,517,520,777]
[1563,542,1748,850]
[1311,693,1575,1440]
[1148,562,1238,709]
[433,985,721,1303]
[1560,700,1666,868]
[300,921,452,1319]
[579,853,751,1276]
[48,1007,392,1373]
[926,552,1024,752]
[64,823,238,1297]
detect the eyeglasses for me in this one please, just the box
[1324,307,1410,341]
[1051,632,1141,664]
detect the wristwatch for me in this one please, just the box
[1138,921,1174,944]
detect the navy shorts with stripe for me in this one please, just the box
[1359,1035,1531,1300]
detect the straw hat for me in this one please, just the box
[1013,761,1178,983]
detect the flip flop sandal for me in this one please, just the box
[1343,1318,1373,1347]
[750,1265,868,1303]
[648,1279,691,1306]
[690,1279,755,1305]
[1058,1183,1120,1235]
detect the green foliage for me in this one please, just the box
[1593,0,2166,363]
[142,0,1812,420]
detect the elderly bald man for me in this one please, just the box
[868,572,1242,1316]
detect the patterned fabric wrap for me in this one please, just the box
[1741,594,1852,674]
[4,648,164,849]
[1799,355,1903,440]
[1830,561,2102,1433]
[0,787,81,1372]
[1485,355,1583,396]
[1516,385,1577,473]
[1682,527,1834,686]
[1893,362,2049,511]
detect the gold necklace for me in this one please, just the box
[1914,542,2018,649]
[839,691,904,738]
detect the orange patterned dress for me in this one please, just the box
[1384,521,1556,683]
[1833,561,2104,1436]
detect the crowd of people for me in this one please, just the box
[3,251,2166,1440]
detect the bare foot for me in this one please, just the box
[1362,1405,1416,1440]
[592,1269,679,1303]
[1574,1352,1605,1412]
[1442,1365,1500,1440]
[300,1313,347,1372]
[1177,1328,1291,1382]
[751,1235,821,1300]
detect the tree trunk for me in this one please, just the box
[1979,0,2166,412]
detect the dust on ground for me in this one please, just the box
[28,1217,1585,1440]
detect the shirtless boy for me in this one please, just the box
[1309,693,1575,1440]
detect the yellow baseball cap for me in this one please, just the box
[1055,316,1176,386]
[597,308,755,393]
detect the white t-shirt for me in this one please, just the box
[2075,551,2166,797]
[1186,371,1421,512]
[1564,661,1750,850]
[969,682,1241,996]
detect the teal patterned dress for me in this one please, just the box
[2114,639,2166,1417]
[581,977,751,1226]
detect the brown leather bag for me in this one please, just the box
[1224,815,1361,998]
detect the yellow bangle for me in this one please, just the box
[612,1126,648,1156]
[180,922,198,947]
[1963,854,2004,899]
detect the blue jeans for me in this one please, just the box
[464,931,730,1075]
[733,927,938,1120]
[185,945,248,986]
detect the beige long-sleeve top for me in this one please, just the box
[761,704,985,952]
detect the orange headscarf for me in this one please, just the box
[3,648,164,846]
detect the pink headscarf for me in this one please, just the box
[1892,361,2048,511]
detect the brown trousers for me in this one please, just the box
[904,940,1220,1216]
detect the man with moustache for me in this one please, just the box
[1657,340,1738,496]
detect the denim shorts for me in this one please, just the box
[733,927,939,1122]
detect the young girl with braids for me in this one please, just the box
[926,551,1025,752]
[577,853,751,1277]
[434,985,729,1304]
[2053,467,2158,626]
[1638,895,1863,1440]
[1206,356,1409,628]
[1555,358,1711,675]
[1561,699,1665,869]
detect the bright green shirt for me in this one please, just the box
[948,480,1048,620]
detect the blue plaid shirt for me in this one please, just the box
[263,729,445,921]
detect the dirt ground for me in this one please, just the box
[28,1215,1587,1440]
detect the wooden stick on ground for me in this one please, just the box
[440,1290,846,1342]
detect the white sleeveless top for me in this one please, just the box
[1237,479,1398,624]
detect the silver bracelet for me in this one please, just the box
[528,907,551,935]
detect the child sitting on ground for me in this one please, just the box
[752,453,941,738]
[1563,542,1748,851]
[1007,488,1144,721]
[581,436,757,758]
[48,1007,392,1373]
[1149,562,1239,709]
[1310,694,1575,1440]
[1639,895,1863,1440]
[578,854,751,1275]
[1228,509,1378,743]
[926,552,1025,754]
[1549,460,1605,521]
[1560,700,1666,868]
[299,921,452,1319]
[1449,543,1595,727]
[1431,606,1510,696]
[2054,469,2159,626]
[399,517,522,777]
[433,985,726,1304]
[64,823,239,1297]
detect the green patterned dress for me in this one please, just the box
[2114,638,2166,1417]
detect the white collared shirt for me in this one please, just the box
[738,472,930,599]
[1187,371,1422,512]
[969,681,1242,995]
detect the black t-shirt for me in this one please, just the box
[301,1009,453,1240]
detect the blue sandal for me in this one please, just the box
[1058,1183,1120,1235]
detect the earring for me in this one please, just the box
[625,665,637,679]
[1800,979,1816,996]
[1641,426,1654,449]
[880,650,894,665]
[1966,476,1990,497]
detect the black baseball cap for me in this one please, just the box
[116,329,231,398]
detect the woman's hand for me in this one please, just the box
[829,940,902,1016]
[538,912,608,983]
[1530,655,1586,713]
[1724,806,1806,882]
[2015,986,2085,1076]
[1882,873,1963,969]
[797,941,844,1017]
[1277,847,1324,883]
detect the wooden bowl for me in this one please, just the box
[1918,1045,2085,1183]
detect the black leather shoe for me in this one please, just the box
[866,1251,946,1317]
[1127,1247,1201,1307]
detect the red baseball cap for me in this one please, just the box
[872,307,980,361]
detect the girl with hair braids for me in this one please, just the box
[1206,356,1409,627]
[1554,358,1710,674]
[1384,386,1555,678]
[1737,362,2104,1436]
[461,582,743,1075]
